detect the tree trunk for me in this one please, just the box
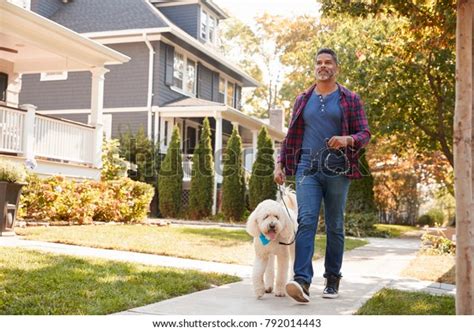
[455,0,474,315]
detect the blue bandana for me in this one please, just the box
[259,233,271,246]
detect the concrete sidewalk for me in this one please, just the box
[1,235,452,315]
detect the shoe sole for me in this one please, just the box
[286,281,310,303]
[322,292,339,299]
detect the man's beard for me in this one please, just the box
[316,69,335,81]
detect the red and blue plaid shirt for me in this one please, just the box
[278,83,371,180]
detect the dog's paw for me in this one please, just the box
[275,288,286,297]
[265,287,273,293]
[255,288,265,299]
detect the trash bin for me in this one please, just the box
[0,182,25,236]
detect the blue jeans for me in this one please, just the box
[294,153,350,284]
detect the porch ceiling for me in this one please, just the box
[0,1,129,73]
[156,104,286,141]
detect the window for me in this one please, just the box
[0,73,7,102]
[201,10,208,40]
[40,72,68,81]
[172,52,184,89]
[186,59,196,95]
[201,9,218,44]
[218,77,225,103]
[171,50,197,96]
[227,82,235,108]
[209,16,216,43]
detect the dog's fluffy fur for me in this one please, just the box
[246,187,298,298]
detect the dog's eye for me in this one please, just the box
[274,215,279,220]
[263,215,269,219]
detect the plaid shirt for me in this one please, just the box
[278,83,371,180]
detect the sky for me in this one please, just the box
[213,0,321,27]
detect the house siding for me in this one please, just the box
[19,42,149,110]
[20,72,92,110]
[52,111,149,138]
[103,43,149,108]
[157,4,199,39]
[30,0,62,18]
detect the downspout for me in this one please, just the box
[143,32,155,140]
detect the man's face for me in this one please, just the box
[314,53,338,82]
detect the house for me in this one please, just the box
[0,0,129,180]
[17,0,287,213]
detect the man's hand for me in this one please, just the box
[327,136,354,149]
[274,164,286,185]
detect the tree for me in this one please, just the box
[318,0,456,167]
[158,126,183,218]
[189,118,214,219]
[219,15,286,118]
[101,138,127,181]
[221,127,245,222]
[249,126,277,210]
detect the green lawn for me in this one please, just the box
[0,247,239,315]
[373,224,420,238]
[356,289,455,315]
[16,225,368,265]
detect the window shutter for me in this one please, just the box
[235,85,241,110]
[197,64,203,98]
[0,73,8,102]
[212,72,220,102]
[165,44,174,86]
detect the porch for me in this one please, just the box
[0,104,100,179]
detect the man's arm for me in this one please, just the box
[349,94,371,150]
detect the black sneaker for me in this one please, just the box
[322,275,341,299]
[286,279,310,303]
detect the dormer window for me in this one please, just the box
[200,8,218,45]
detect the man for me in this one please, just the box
[274,48,371,303]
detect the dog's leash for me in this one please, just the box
[277,185,296,246]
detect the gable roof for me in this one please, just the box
[50,0,168,33]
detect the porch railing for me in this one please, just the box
[0,105,96,165]
[183,154,193,181]
[0,106,25,154]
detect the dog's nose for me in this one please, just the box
[269,223,276,230]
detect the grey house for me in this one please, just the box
[18,0,286,213]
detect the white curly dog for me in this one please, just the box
[246,187,298,299]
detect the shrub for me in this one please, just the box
[418,209,444,227]
[19,175,154,224]
[0,159,27,183]
[248,126,276,210]
[158,126,183,218]
[421,233,456,255]
[346,151,377,214]
[221,127,245,222]
[189,118,214,219]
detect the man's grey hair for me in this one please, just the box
[316,48,339,65]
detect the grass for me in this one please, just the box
[16,225,368,265]
[401,254,455,285]
[356,288,455,315]
[0,247,239,315]
[373,224,420,238]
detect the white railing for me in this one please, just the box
[34,114,95,164]
[0,105,25,154]
[182,154,193,181]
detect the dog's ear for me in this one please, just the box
[279,207,297,241]
[246,205,261,238]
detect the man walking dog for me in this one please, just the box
[274,48,371,303]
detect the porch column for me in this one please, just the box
[252,129,258,165]
[20,104,36,161]
[213,113,223,215]
[89,67,109,169]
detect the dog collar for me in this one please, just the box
[259,233,271,246]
